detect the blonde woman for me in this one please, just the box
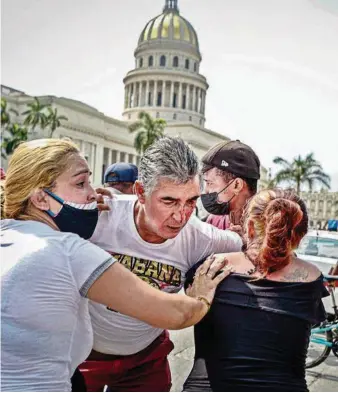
[183,189,328,392]
[0,139,230,392]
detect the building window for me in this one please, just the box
[139,57,143,68]
[182,95,186,109]
[173,113,177,120]
[194,62,197,72]
[157,92,162,106]
[156,112,160,118]
[102,164,106,184]
[189,116,192,121]
[160,55,166,66]
[173,93,177,108]
[173,56,179,67]
[185,59,190,69]
[148,56,154,67]
[148,92,152,105]
[111,150,117,163]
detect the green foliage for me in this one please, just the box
[22,97,48,130]
[128,111,166,155]
[1,98,18,126]
[1,97,68,158]
[273,153,330,193]
[1,123,28,159]
[45,107,68,137]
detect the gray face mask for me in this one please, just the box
[200,179,235,216]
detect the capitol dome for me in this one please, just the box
[138,0,200,55]
[122,0,208,127]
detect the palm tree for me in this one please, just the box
[45,107,68,137]
[22,97,48,131]
[273,153,330,193]
[128,111,166,155]
[1,98,18,127]
[1,123,28,159]
[260,168,278,190]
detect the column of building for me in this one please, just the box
[125,79,206,114]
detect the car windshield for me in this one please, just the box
[296,235,338,259]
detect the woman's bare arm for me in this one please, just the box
[87,256,230,330]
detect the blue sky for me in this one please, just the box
[2,0,338,190]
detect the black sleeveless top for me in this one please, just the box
[183,265,328,392]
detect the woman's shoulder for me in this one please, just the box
[274,257,322,283]
[2,219,87,256]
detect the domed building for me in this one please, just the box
[2,0,266,186]
[123,0,208,127]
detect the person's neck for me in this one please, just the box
[26,207,59,231]
[133,201,166,244]
[243,246,259,265]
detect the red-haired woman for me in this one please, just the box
[183,189,328,392]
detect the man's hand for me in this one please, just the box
[228,223,243,238]
[95,187,113,212]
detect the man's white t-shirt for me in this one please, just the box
[89,195,242,355]
[1,219,115,392]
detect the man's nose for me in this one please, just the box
[172,206,186,223]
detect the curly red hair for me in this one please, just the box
[243,189,308,275]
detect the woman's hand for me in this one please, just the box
[186,254,233,304]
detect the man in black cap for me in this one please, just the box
[200,140,260,230]
[104,162,138,195]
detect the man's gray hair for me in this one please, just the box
[139,136,201,194]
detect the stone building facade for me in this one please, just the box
[301,191,338,229]
[1,0,266,187]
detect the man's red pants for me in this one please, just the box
[78,331,174,392]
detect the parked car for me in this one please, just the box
[296,230,338,274]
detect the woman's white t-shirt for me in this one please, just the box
[1,219,115,392]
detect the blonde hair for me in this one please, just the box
[242,189,308,275]
[1,139,80,221]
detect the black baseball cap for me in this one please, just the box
[202,140,260,180]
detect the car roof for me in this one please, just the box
[306,230,338,240]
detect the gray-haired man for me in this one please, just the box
[79,137,242,392]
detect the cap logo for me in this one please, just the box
[221,160,229,167]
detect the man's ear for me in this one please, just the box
[134,181,146,204]
[30,189,50,211]
[234,178,245,194]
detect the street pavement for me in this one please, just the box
[168,327,338,392]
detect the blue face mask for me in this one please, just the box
[44,189,99,240]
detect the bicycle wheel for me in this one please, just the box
[306,329,333,369]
